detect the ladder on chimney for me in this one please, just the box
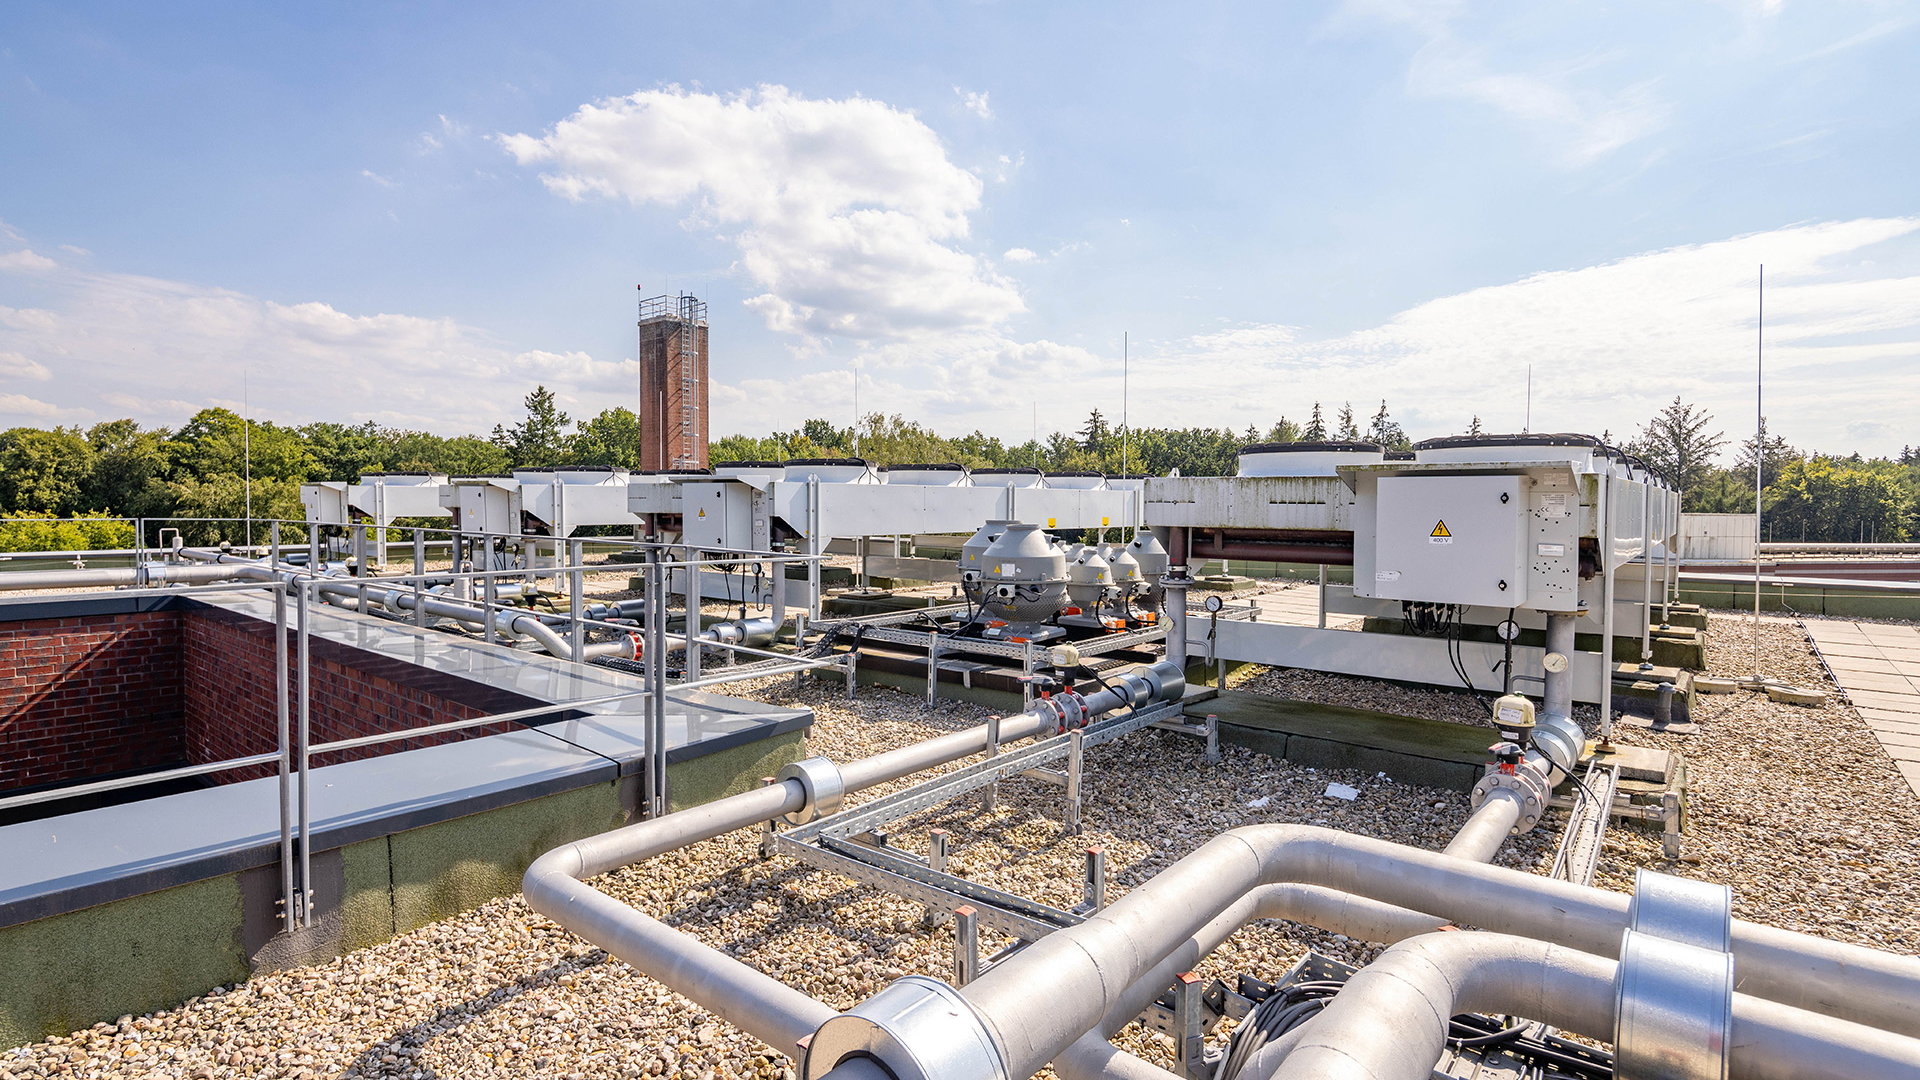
[674,296,701,469]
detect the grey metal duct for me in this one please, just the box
[521,663,1188,1057]
[956,825,1920,1080]
[1268,931,1920,1080]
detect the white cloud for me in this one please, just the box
[500,84,1023,339]
[1119,218,1920,457]
[0,393,65,419]
[0,255,636,433]
[0,249,58,272]
[707,218,1920,458]
[0,350,50,380]
[1004,247,1038,263]
[955,87,993,120]
[361,169,399,188]
[1345,2,1670,167]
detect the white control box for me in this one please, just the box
[1364,474,1528,608]
[679,482,755,550]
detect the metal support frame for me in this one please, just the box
[1171,972,1209,1080]
[953,905,980,987]
[926,632,940,706]
[568,538,584,660]
[1082,847,1106,912]
[771,701,1181,940]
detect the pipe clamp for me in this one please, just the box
[803,975,1008,1080]
[1614,870,1734,1080]
[776,757,845,825]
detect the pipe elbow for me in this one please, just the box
[524,844,587,897]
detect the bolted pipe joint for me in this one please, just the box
[1470,755,1553,835]
[804,976,1008,1080]
[776,757,846,825]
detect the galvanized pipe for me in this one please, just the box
[1052,883,1447,1080]
[1270,931,1920,1080]
[1543,612,1576,726]
[1441,786,1525,863]
[522,662,1187,1057]
[958,824,1920,1079]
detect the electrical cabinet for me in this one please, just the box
[679,482,756,550]
[1364,474,1528,609]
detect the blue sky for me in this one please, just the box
[2,1,1917,457]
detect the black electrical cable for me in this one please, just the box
[1533,739,1604,815]
[1213,981,1345,1080]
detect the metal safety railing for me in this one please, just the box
[0,516,854,940]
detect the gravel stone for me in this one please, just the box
[5,611,1913,1078]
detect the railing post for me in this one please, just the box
[482,535,497,645]
[685,549,703,685]
[982,713,1001,813]
[296,581,313,927]
[645,553,669,818]
[274,577,294,934]
[413,530,428,629]
[568,538,584,661]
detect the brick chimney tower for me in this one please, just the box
[636,292,709,471]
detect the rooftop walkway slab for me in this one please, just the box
[1804,619,1920,796]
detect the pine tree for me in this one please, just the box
[1303,403,1326,441]
[1336,403,1359,440]
[1627,396,1727,499]
[1733,417,1800,491]
[1078,408,1111,454]
[1467,415,1484,436]
[492,385,573,467]
[1366,400,1408,449]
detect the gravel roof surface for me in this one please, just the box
[4,613,1914,1080]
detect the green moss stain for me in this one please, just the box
[386,783,626,934]
[0,877,248,1048]
[666,731,808,812]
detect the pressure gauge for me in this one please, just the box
[1543,652,1569,674]
[1496,620,1520,642]
[1203,594,1224,613]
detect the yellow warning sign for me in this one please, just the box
[1047,517,1058,528]
[697,508,706,518]
[1428,519,1452,545]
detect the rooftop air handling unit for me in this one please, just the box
[1237,440,1386,477]
[880,463,970,486]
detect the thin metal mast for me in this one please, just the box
[1754,265,1764,679]
[1122,331,1129,477]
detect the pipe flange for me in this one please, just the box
[1614,928,1733,1080]
[1629,869,1731,951]
[803,976,1008,1080]
[775,757,845,825]
[1056,692,1088,731]
[1470,764,1549,833]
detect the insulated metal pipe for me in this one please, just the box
[957,824,1920,1079]
[1051,883,1447,1080]
[522,662,1188,1056]
[1441,786,1525,863]
[1542,611,1576,726]
[1270,931,1920,1080]
[0,563,241,591]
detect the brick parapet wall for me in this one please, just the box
[181,608,524,781]
[2,603,531,793]
[0,611,188,790]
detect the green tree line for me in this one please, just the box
[3,388,1913,544]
